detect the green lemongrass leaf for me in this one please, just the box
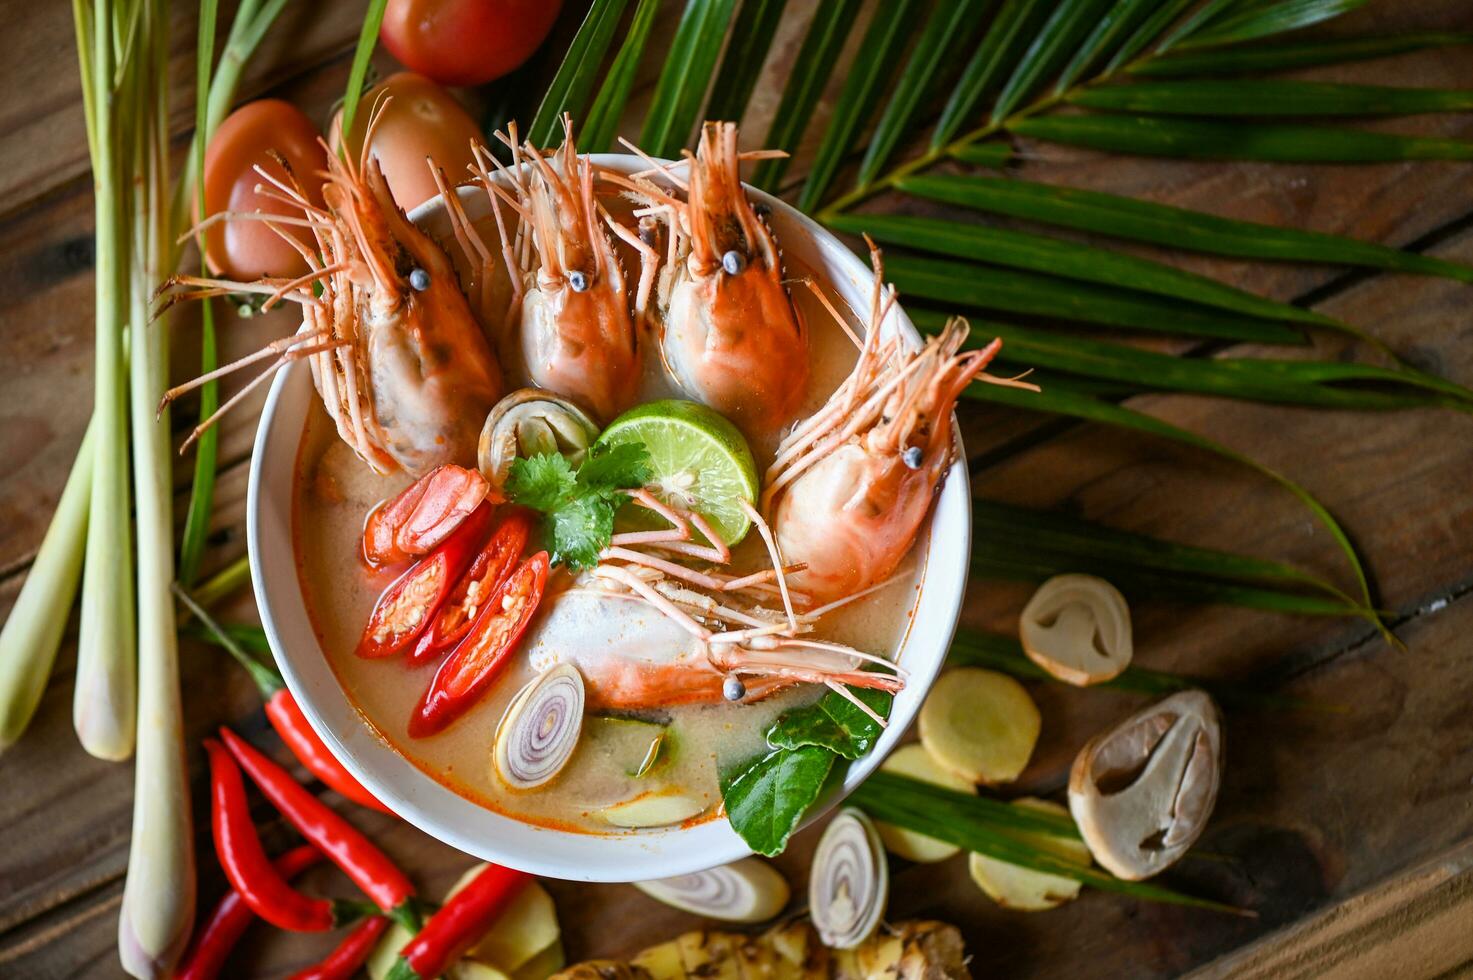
[173,586,282,698]
[949,629,1325,711]
[953,141,1015,168]
[338,0,387,139]
[896,173,1473,283]
[1128,33,1473,77]
[1008,114,1473,163]
[704,0,788,123]
[850,777,1246,913]
[752,0,862,191]
[933,0,1046,149]
[582,0,659,152]
[861,771,1079,838]
[991,0,1114,122]
[638,0,739,159]
[957,379,1378,618]
[1070,80,1473,117]
[967,497,1346,597]
[882,253,1305,344]
[721,745,836,856]
[857,0,986,186]
[187,554,251,613]
[833,211,1335,328]
[1180,0,1374,50]
[1055,0,1164,92]
[1103,0,1195,72]
[531,0,631,148]
[182,620,271,657]
[909,309,1473,411]
[798,0,923,211]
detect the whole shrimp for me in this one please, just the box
[158,104,503,476]
[459,118,652,421]
[619,122,809,434]
[764,249,1036,606]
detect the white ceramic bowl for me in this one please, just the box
[248,155,970,882]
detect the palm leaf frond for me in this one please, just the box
[1173,0,1374,50]
[705,0,790,122]
[583,0,660,151]
[1129,32,1473,76]
[530,0,632,145]
[1071,80,1473,116]
[639,0,740,158]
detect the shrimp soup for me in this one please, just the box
[292,264,926,835]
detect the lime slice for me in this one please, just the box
[597,399,759,546]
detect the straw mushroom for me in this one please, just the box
[1020,574,1132,686]
[1067,690,1223,880]
[478,389,601,495]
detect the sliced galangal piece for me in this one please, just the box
[1067,690,1223,880]
[1019,574,1132,686]
[967,797,1091,912]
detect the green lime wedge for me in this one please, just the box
[597,399,759,546]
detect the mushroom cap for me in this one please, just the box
[1067,690,1223,880]
[1020,574,1132,686]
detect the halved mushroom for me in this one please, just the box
[479,389,601,495]
[1019,574,1132,686]
[1067,690,1223,881]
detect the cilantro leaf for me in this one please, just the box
[576,442,651,496]
[546,494,617,570]
[505,453,578,512]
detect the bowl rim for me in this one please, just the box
[247,153,971,882]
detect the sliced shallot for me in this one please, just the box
[809,808,888,949]
[494,664,586,790]
[634,857,790,923]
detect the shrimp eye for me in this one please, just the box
[722,250,747,275]
[723,676,747,701]
[409,268,431,292]
[568,270,590,292]
[902,446,924,469]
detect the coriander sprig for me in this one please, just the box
[506,442,652,570]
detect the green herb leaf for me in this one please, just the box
[546,494,618,570]
[575,441,652,495]
[1069,80,1473,117]
[1128,33,1473,77]
[768,687,892,760]
[1008,113,1473,163]
[529,0,631,147]
[721,745,836,857]
[506,453,579,512]
[895,174,1473,283]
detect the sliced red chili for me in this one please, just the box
[409,508,533,666]
[288,915,390,980]
[356,503,494,659]
[409,552,550,738]
[218,727,419,927]
[266,689,392,814]
[364,465,489,567]
[177,844,322,980]
[204,739,366,933]
[385,864,532,980]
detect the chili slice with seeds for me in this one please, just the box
[409,508,533,665]
[357,503,494,659]
[409,552,550,737]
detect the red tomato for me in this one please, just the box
[334,72,484,211]
[381,0,563,87]
[200,100,327,280]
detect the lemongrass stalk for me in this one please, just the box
[0,424,95,751]
[188,555,252,613]
[118,2,194,972]
[74,0,137,762]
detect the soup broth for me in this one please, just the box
[292,215,926,835]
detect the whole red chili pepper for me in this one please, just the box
[289,915,390,980]
[385,864,532,980]
[409,508,533,665]
[409,552,550,737]
[357,502,495,659]
[218,727,420,929]
[176,844,322,980]
[175,584,391,814]
[205,739,368,933]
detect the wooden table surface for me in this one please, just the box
[3,1,1473,977]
